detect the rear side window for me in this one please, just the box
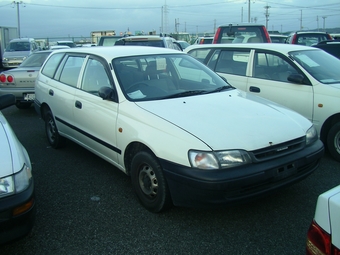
[59,56,86,87]
[41,53,65,78]
[215,50,250,76]
[213,25,270,44]
[187,48,211,63]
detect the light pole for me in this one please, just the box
[13,1,24,38]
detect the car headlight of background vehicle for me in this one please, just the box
[189,150,252,169]
[0,164,32,198]
[3,57,8,61]
[306,125,318,145]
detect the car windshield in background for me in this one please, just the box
[20,52,51,67]
[113,54,232,101]
[6,42,30,51]
[290,50,340,84]
[218,26,266,43]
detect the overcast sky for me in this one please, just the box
[0,0,339,40]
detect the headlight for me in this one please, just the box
[306,125,318,145]
[3,58,8,61]
[189,150,252,169]
[0,164,32,198]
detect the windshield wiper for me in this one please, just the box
[205,85,232,94]
[163,90,207,99]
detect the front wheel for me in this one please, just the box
[326,122,340,162]
[130,151,172,213]
[45,110,65,149]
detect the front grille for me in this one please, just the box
[250,137,305,162]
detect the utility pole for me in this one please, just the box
[300,10,303,30]
[13,1,24,38]
[248,0,251,23]
[264,4,271,30]
[322,16,327,31]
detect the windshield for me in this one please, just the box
[20,52,51,67]
[290,49,340,84]
[113,54,233,101]
[6,41,30,51]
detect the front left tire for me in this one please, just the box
[130,151,172,213]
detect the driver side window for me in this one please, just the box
[81,59,110,95]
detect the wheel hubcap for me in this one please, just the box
[139,165,158,198]
[47,118,56,142]
[334,130,340,154]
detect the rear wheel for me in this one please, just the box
[130,151,172,213]
[45,110,65,148]
[326,122,340,162]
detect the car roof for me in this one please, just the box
[218,23,265,27]
[10,38,35,42]
[184,43,321,54]
[121,35,172,41]
[48,46,185,59]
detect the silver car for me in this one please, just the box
[0,50,52,109]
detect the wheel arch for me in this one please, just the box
[320,113,340,145]
[124,142,156,176]
[40,103,52,121]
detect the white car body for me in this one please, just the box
[185,43,340,162]
[0,94,35,244]
[34,46,324,212]
[307,185,340,254]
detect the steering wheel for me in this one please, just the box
[126,82,149,93]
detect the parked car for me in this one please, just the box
[213,23,271,44]
[193,36,214,44]
[306,185,340,255]
[34,46,323,212]
[0,50,52,109]
[56,40,76,48]
[312,39,340,59]
[176,40,190,49]
[269,34,288,43]
[285,31,333,46]
[49,45,70,50]
[2,38,40,69]
[0,94,35,245]
[114,35,183,51]
[185,43,340,162]
[97,35,123,46]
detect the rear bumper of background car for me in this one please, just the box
[0,88,35,102]
[161,140,324,208]
[0,180,36,245]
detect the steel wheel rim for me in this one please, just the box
[47,117,57,143]
[334,130,340,154]
[138,164,158,198]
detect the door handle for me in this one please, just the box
[75,101,82,109]
[249,86,260,93]
[49,89,54,96]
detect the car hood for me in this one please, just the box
[3,51,30,58]
[0,113,27,177]
[136,90,312,151]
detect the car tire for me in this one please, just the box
[130,151,172,213]
[45,110,65,149]
[327,122,340,162]
[15,101,32,109]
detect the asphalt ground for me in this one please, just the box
[1,105,339,255]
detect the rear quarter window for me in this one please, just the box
[59,56,86,87]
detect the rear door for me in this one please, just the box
[73,56,120,165]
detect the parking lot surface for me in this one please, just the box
[1,105,339,255]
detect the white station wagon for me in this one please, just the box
[185,43,340,162]
[34,46,324,212]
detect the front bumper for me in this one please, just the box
[161,140,324,208]
[0,180,36,245]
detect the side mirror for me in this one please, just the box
[287,73,305,84]
[99,86,115,101]
[0,94,15,110]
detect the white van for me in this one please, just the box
[2,38,39,69]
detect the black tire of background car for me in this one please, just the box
[130,151,172,213]
[45,110,66,149]
[15,101,32,109]
[326,122,340,162]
